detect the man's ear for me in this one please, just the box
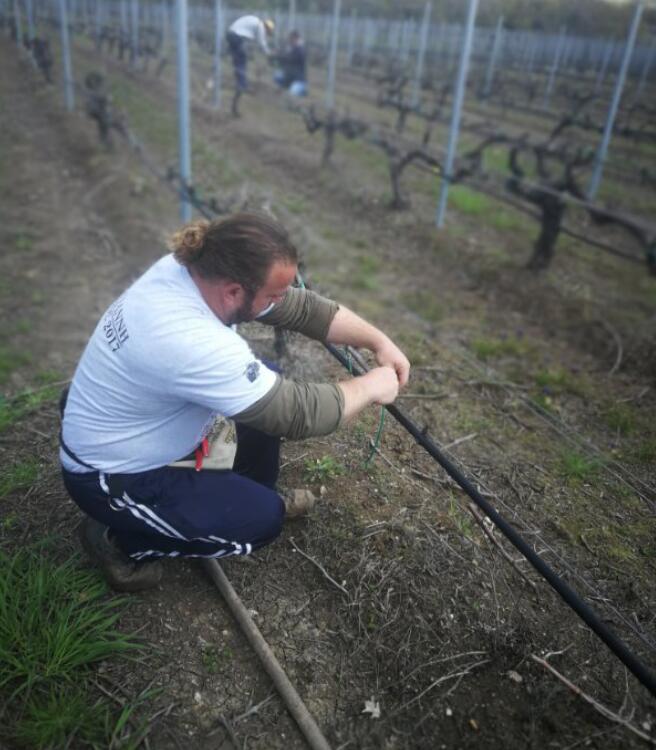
[223,282,244,304]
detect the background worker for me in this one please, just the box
[226,15,275,94]
[274,30,308,97]
[60,213,410,592]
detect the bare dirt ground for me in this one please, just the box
[1,36,656,750]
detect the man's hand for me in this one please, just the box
[338,366,399,422]
[364,366,400,404]
[374,339,411,388]
[326,306,411,388]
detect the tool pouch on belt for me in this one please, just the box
[169,419,237,472]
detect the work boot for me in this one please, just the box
[282,489,316,519]
[78,516,163,592]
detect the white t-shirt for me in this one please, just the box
[61,254,277,474]
[229,15,270,54]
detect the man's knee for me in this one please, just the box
[251,490,285,548]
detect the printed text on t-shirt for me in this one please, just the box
[103,297,129,352]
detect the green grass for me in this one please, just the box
[604,403,636,436]
[560,450,603,483]
[489,209,530,233]
[351,254,380,291]
[340,137,388,179]
[282,195,309,215]
[0,460,39,499]
[402,291,444,323]
[12,318,32,335]
[0,345,32,384]
[470,336,529,360]
[0,546,145,749]
[395,331,433,366]
[483,146,510,175]
[109,78,177,155]
[0,384,60,432]
[535,369,571,390]
[534,368,590,398]
[635,438,656,464]
[14,232,35,252]
[193,140,241,188]
[448,185,492,216]
[304,455,344,483]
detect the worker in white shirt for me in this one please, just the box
[226,15,275,95]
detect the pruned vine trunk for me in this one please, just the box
[528,198,566,270]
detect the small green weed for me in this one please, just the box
[0,460,39,498]
[560,450,602,482]
[304,455,344,483]
[447,497,474,539]
[533,392,555,412]
[604,404,636,436]
[471,336,528,360]
[1,512,18,532]
[536,369,570,390]
[202,645,233,674]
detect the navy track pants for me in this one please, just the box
[226,31,248,91]
[62,422,285,561]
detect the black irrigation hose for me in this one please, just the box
[324,342,656,699]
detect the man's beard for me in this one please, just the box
[229,287,256,325]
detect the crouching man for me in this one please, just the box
[60,213,409,590]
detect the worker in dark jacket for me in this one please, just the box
[274,30,307,97]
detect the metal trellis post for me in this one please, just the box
[587,2,644,201]
[130,0,138,65]
[346,7,356,67]
[435,0,478,228]
[161,0,169,53]
[324,0,341,110]
[94,0,101,39]
[288,0,295,33]
[58,0,74,110]
[595,38,615,94]
[175,0,192,221]
[482,15,503,99]
[543,26,566,109]
[25,0,34,44]
[634,37,655,103]
[12,0,23,51]
[212,0,222,109]
[412,2,431,110]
